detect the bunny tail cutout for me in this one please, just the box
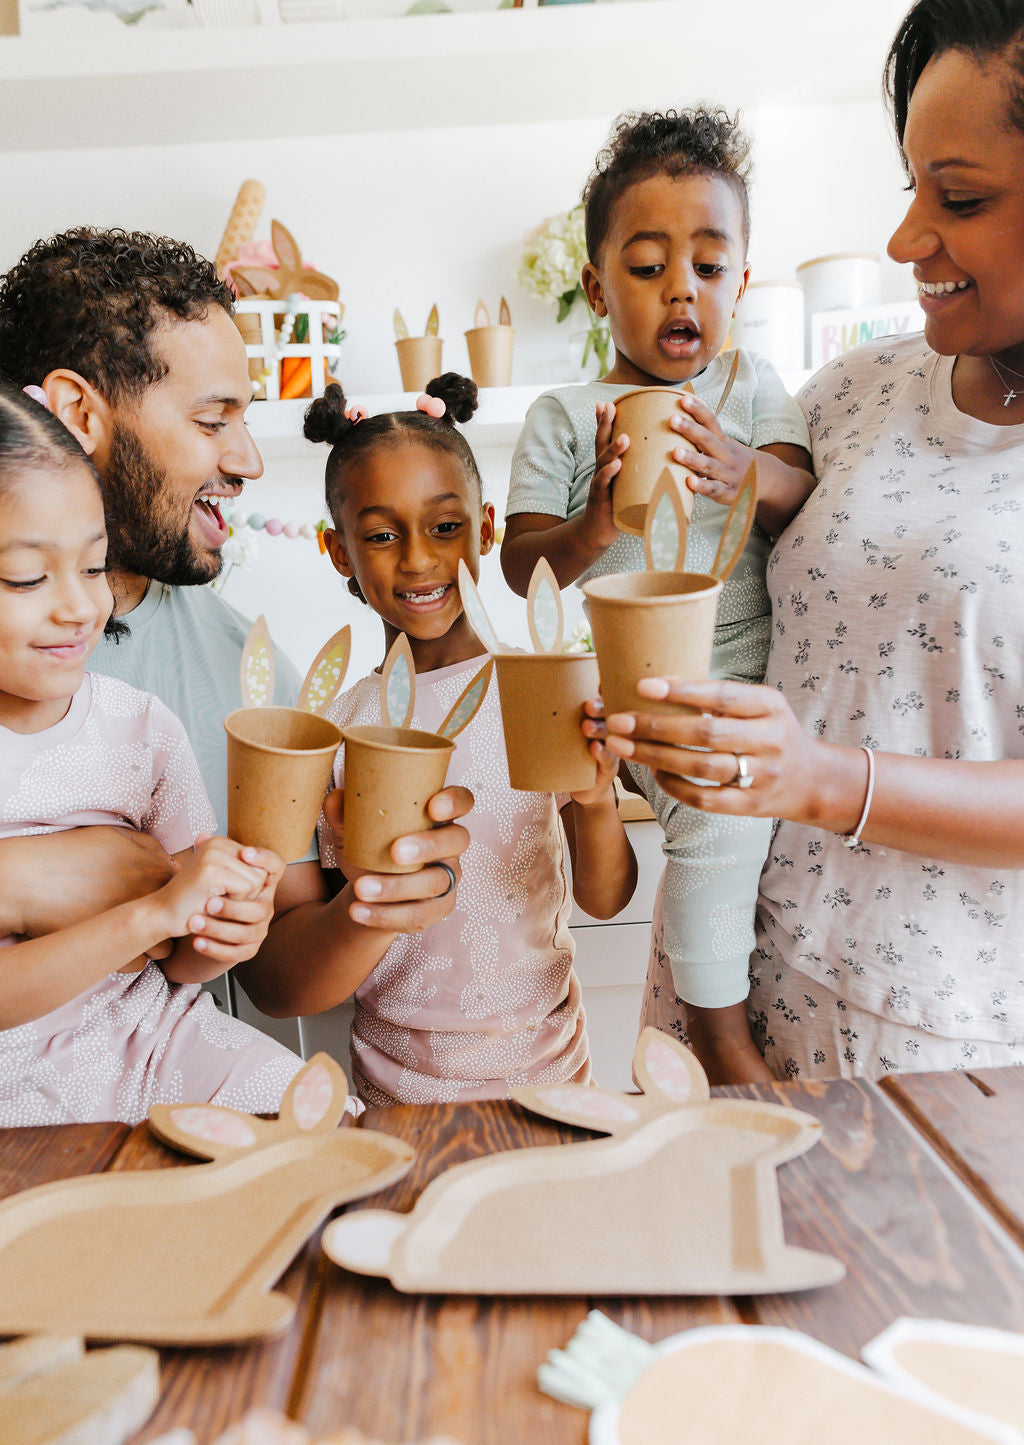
[538,1311,655,1409]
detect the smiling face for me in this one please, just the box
[97,306,263,597]
[0,461,112,734]
[582,171,749,387]
[322,436,493,673]
[324,438,495,672]
[887,46,1024,368]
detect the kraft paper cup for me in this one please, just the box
[494,652,600,793]
[224,707,342,862]
[582,571,722,720]
[465,325,514,388]
[342,725,455,873]
[611,386,693,537]
[396,336,443,393]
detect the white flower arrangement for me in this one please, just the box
[517,204,611,375]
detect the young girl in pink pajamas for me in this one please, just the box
[0,382,303,1125]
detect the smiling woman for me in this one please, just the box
[601,0,1024,1083]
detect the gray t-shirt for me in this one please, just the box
[90,581,304,835]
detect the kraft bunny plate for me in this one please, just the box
[0,1055,414,1346]
[323,1028,844,1296]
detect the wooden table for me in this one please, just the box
[4,1068,1024,1443]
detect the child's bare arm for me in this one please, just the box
[684,1002,775,1085]
[0,827,177,938]
[233,785,473,1018]
[669,392,816,539]
[0,837,270,1029]
[561,739,637,921]
[500,402,626,595]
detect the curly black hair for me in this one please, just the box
[304,373,481,602]
[0,228,235,402]
[583,107,753,262]
[884,0,1024,150]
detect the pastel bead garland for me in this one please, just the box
[223,504,329,551]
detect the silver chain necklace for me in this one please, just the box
[989,354,1024,407]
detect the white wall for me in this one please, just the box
[0,78,910,675]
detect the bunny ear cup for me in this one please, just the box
[239,614,275,709]
[297,625,351,715]
[380,633,416,730]
[526,557,564,654]
[644,470,692,574]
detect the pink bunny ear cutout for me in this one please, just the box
[416,393,446,418]
[280,1053,351,1133]
[633,1027,710,1105]
[239,613,275,708]
[148,1103,279,1161]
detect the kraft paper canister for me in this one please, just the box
[342,725,455,873]
[610,387,693,538]
[583,571,722,720]
[494,652,600,793]
[224,707,342,862]
[396,336,443,393]
[465,324,514,388]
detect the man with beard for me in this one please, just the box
[0,228,471,1014]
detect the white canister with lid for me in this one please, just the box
[731,280,805,373]
[796,252,881,366]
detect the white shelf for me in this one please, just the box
[247,370,814,458]
[0,0,906,152]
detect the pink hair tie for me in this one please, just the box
[22,385,51,411]
[416,393,446,419]
[345,403,369,424]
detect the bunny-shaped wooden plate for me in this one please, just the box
[323,1028,844,1296]
[0,1055,413,1345]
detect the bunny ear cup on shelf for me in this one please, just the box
[379,632,416,730]
[425,303,440,336]
[393,308,409,341]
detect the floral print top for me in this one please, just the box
[757,335,1024,1046]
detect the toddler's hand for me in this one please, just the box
[670,392,754,506]
[580,401,626,552]
[571,698,620,808]
[152,836,276,952]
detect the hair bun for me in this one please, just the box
[425,372,478,425]
[303,382,352,446]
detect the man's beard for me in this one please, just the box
[102,422,224,589]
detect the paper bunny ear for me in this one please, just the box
[148,1103,276,1161]
[380,632,416,729]
[715,346,741,416]
[633,1028,710,1106]
[499,296,511,327]
[425,303,440,337]
[457,558,504,654]
[280,1053,350,1133]
[710,457,758,582]
[437,657,493,740]
[297,625,351,715]
[270,218,302,272]
[239,613,275,708]
[644,471,692,573]
[526,557,564,653]
[514,1082,645,1136]
[474,298,490,329]
[393,308,408,341]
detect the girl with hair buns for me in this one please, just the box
[601,0,1024,1081]
[241,374,636,1106]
